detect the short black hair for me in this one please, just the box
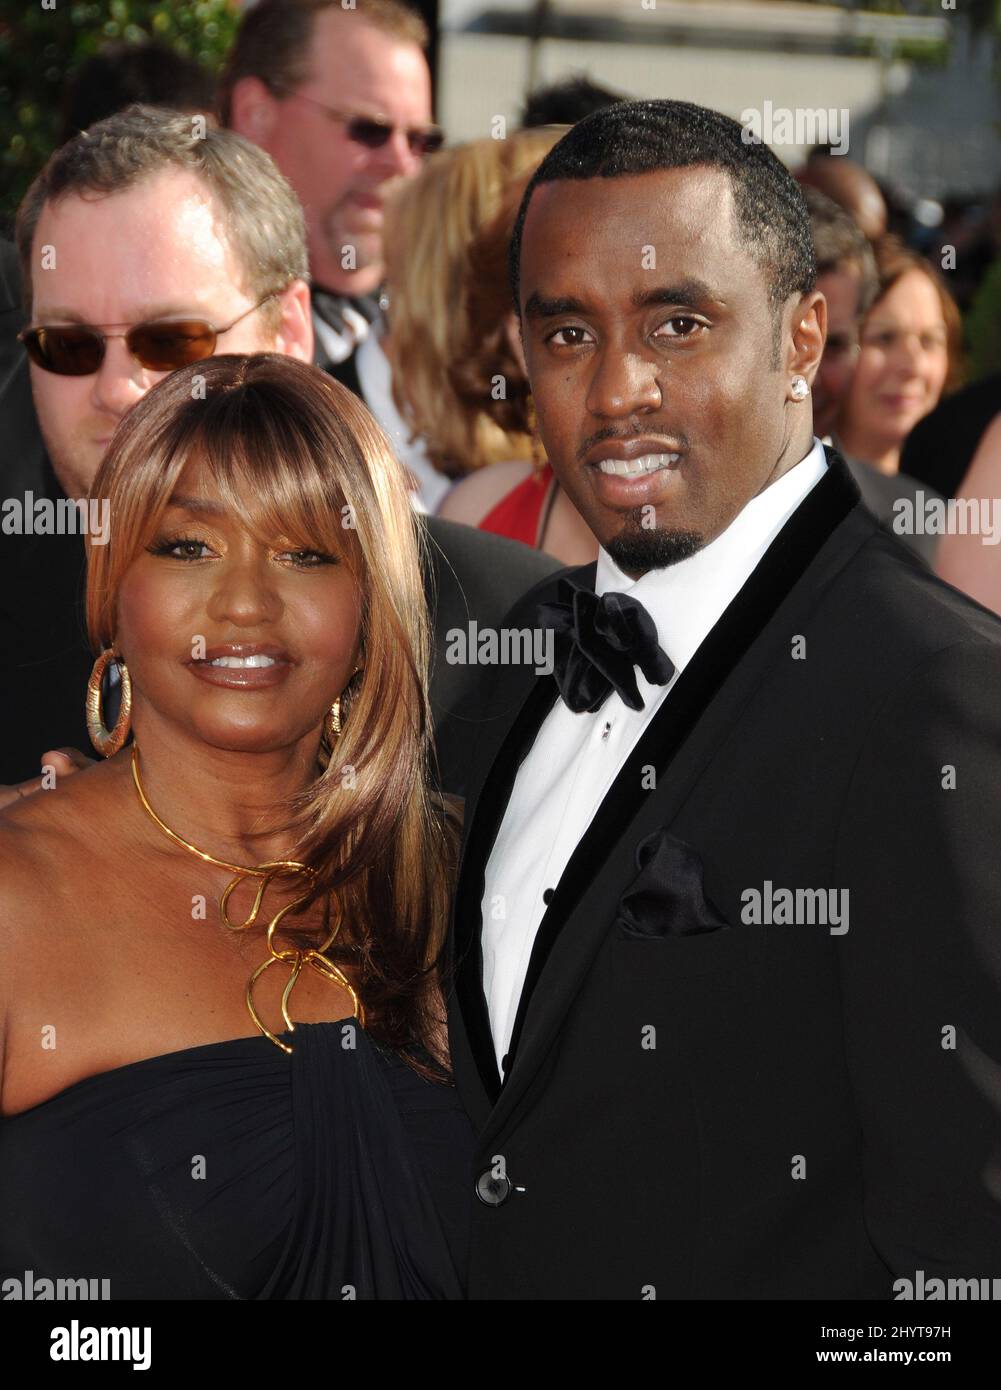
[509,99,816,329]
[520,74,625,129]
[59,42,215,145]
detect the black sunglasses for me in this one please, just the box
[275,87,445,157]
[19,294,278,376]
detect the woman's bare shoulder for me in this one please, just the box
[435,460,534,525]
[0,758,128,908]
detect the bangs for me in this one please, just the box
[144,381,365,577]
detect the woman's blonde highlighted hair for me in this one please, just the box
[382,127,565,478]
[86,353,457,1074]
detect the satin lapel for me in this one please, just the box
[484,454,869,1136]
[450,564,596,1108]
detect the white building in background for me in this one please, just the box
[439,0,1000,195]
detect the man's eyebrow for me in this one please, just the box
[165,493,227,516]
[523,292,587,322]
[630,281,717,310]
[30,304,211,326]
[523,281,720,323]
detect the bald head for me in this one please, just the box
[798,156,887,242]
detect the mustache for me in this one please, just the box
[575,425,692,463]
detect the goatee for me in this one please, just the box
[606,525,705,574]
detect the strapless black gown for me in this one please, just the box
[0,1020,473,1299]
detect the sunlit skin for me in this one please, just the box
[517,167,825,578]
[228,11,432,295]
[813,266,863,440]
[26,168,313,500]
[0,460,363,1114]
[836,269,949,475]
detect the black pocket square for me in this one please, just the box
[615,828,731,938]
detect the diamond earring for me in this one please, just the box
[790,375,810,401]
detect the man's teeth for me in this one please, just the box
[207,655,278,668]
[596,453,680,476]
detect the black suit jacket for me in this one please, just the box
[447,452,1001,1299]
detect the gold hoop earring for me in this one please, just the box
[86,648,132,757]
[318,696,343,771]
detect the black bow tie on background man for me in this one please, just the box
[535,576,675,713]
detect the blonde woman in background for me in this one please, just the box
[355,128,564,512]
[436,169,599,564]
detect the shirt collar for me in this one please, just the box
[595,439,828,676]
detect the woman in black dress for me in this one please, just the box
[0,354,472,1299]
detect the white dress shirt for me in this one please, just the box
[481,439,829,1074]
[354,329,452,515]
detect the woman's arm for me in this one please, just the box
[937,413,1001,614]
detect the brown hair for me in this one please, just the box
[383,128,563,477]
[452,163,549,443]
[218,0,429,126]
[15,104,308,332]
[803,185,878,315]
[868,235,964,393]
[86,354,457,1076]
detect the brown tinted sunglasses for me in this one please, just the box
[18,294,277,376]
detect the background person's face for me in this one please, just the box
[518,167,821,576]
[28,169,280,500]
[838,269,949,453]
[114,457,362,759]
[261,13,431,293]
[813,266,862,439]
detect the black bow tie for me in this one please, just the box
[535,577,675,714]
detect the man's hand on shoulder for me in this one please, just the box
[0,748,94,810]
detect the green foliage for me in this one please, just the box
[0,0,238,231]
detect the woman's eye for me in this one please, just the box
[279,549,335,568]
[149,536,212,560]
[547,325,592,348]
[656,316,703,338]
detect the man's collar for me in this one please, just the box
[595,438,829,676]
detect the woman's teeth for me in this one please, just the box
[596,453,680,476]
[207,655,278,668]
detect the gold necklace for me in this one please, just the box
[130,743,364,1053]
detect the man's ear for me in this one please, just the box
[271,279,314,362]
[227,76,279,146]
[787,290,826,386]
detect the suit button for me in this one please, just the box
[476,1169,513,1206]
[542,887,554,905]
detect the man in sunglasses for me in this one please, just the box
[1,103,557,792]
[220,0,441,376]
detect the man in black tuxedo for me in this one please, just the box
[447,100,1001,1299]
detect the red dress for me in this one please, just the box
[478,464,555,549]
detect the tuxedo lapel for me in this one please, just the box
[450,565,595,1108]
[471,454,871,1137]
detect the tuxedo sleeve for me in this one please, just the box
[835,638,1001,1281]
